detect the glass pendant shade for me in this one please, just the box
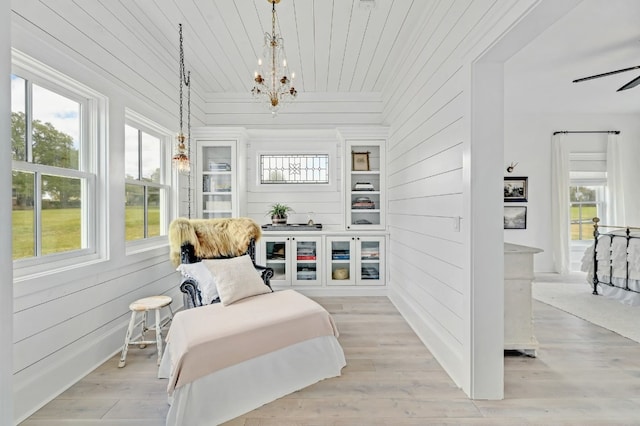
[172,134,190,174]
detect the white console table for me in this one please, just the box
[504,242,543,356]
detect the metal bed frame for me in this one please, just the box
[591,217,640,295]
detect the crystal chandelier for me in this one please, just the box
[173,23,191,175]
[251,0,297,116]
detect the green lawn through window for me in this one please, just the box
[12,207,160,259]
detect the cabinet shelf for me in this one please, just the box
[351,190,380,195]
[203,171,232,175]
[346,141,385,230]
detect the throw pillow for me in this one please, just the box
[176,262,219,305]
[202,255,270,306]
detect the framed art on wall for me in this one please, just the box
[504,206,527,229]
[351,151,370,171]
[504,176,528,202]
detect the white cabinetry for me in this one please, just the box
[504,242,543,356]
[259,236,322,287]
[196,141,235,219]
[192,128,247,219]
[344,139,386,230]
[326,236,385,286]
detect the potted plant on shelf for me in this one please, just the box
[267,203,293,226]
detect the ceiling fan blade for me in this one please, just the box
[617,74,640,91]
[573,65,640,83]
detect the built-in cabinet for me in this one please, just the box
[196,141,236,219]
[344,140,385,230]
[190,127,390,291]
[260,236,323,286]
[192,128,248,219]
[258,234,385,289]
[327,236,384,286]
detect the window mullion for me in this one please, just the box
[25,79,33,162]
[144,185,149,238]
[138,129,143,181]
[34,171,42,257]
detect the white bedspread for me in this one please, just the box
[157,290,346,425]
[159,335,345,425]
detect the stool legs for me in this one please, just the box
[139,311,148,349]
[118,310,137,368]
[155,308,163,366]
[118,303,172,368]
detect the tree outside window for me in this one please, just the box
[11,75,88,260]
[124,123,168,241]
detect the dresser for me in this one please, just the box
[504,242,543,356]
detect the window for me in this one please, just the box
[11,58,102,266]
[260,154,329,184]
[124,112,171,243]
[570,183,606,241]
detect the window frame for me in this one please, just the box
[259,153,330,185]
[124,108,173,251]
[251,138,338,193]
[569,179,607,241]
[11,50,108,278]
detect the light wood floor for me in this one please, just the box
[20,296,640,425]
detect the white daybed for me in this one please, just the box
[158,289,346,425]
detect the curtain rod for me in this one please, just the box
[553,130,620,135]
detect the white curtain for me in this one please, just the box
[551,133,570,274]
[606,133,625,225]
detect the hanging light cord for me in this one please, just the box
[178,23,192,218]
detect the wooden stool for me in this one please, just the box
[118,295,173,368]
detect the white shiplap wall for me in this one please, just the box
[382,0,539,397]
[1,1,13,423]
[243,129,345,229]
[10,9,185,423]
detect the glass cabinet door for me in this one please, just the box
[327,238,355,286]
[200,143,234,219]
[357,238,383,285]
[293,238,321,285]
[264,239,288,285]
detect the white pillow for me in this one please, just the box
[176,262,219,305]
[202,255,270,306]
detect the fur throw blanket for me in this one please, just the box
[169,217,261,266]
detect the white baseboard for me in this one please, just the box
[13,310,175,424]
[387,285,465,393]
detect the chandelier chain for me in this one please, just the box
[186,69,191,218]
[251,0,297,115]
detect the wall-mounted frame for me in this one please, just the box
[504,176,528,202]
[352,151,370,171]
[504,206,527,229]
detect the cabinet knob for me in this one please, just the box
[292,237,295,241]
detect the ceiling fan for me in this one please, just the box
[573,65,640,91]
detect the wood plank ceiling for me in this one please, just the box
[12,0,430,100]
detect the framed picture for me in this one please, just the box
[504,176,528,202]
[352,151,370,171]
[504,206,527,229]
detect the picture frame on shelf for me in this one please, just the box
[352,151,370,171]
[504,206,527,229]
[504,176,528,202]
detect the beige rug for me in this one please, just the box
[533,274,640,344]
